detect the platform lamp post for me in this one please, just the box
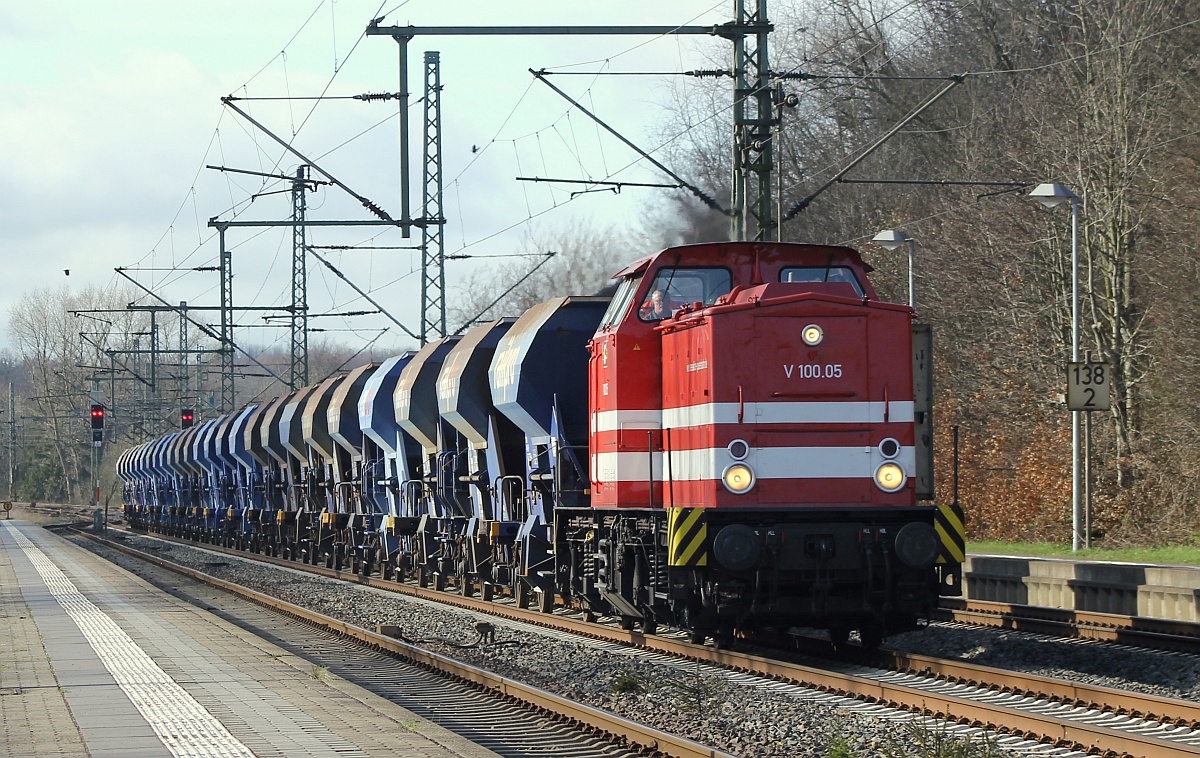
[872,229,915,309]
[1028,182,1082,552]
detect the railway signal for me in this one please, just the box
[181,409,194,429]
[90,404,104,444]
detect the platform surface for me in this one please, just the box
[0,520,499,758]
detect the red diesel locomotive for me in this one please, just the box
[562,240,945,645]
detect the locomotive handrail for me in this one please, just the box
[647,431,655,510]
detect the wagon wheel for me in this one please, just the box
[537,587,555,614]
[714,625,736,650]
[640,610,658,636]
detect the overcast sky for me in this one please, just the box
[0,1,736,356]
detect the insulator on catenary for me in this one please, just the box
[354,92,399,102]
[684,69,731,79]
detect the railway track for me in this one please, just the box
[16,502,103,520]
[79,526,1200,757]
[935,597,1200,654]
[76,527,732,758]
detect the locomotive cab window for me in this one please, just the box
[638,267,732,322]
[780,266,864,297]
[599,274,642,329]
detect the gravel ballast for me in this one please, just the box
[78,531,1197,758]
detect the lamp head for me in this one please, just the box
[1028,183,1076,208]
[872,229,911,251]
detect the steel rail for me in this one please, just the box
[873,647,1200,728]
[107,529,1200,757]
[937,597,1200,654]
[77,530,732,758]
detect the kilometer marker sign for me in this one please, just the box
[1067,362,1111,411]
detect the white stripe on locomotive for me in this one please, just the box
[593,445,915,483]
[592,401,915,433]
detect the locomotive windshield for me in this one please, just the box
[780,266,864,297]
[598,274,642,329]
[638,267,732,322]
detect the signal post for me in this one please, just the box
[1067,356,1110,549]
[90,402,105,530]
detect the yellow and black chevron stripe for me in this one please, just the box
[667,507,708,567]
[935,501,966,564]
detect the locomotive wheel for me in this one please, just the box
[858,624,884,650]
[828,625,852,647]
[679,601,707,644]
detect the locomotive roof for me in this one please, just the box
[610,241,873,279]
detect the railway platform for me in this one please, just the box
[0,519,499,758]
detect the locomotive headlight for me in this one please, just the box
[874,462,906,492]
[722,463,756,494]
[727,438,750,460]
[878,437,901,459]
[801,323,824,346]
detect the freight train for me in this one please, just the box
[118,240,956,647]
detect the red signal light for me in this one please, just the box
[90,404,105,430]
